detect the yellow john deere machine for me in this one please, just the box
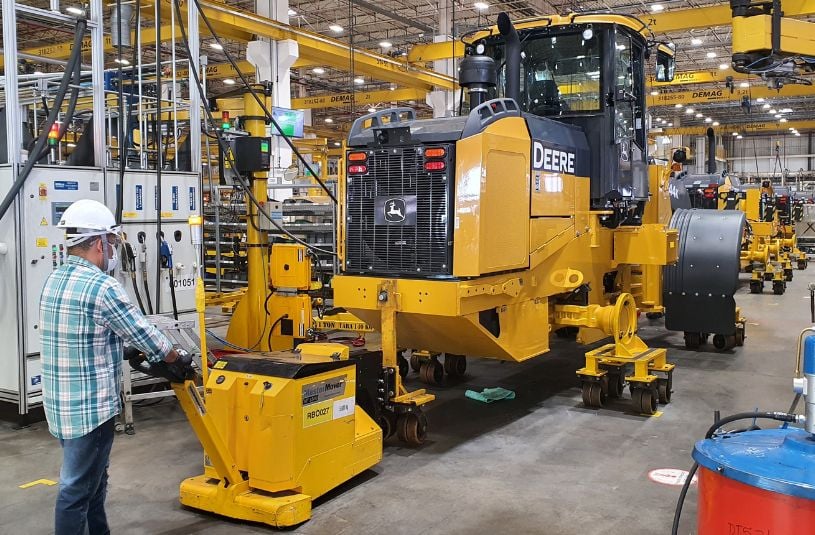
[333,11,747,428]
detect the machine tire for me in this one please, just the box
[443,354,467,378]
[397,412,428,446]
[773,281,786,295]
[684,331,701,350]
[398,356,409,379]
[581,381,605,408]
[785,269,794,282]
[419,359,444,385]
[799,260,809,270]
[749,281,763,294]
[409,354,422,372]
[645,312,664,320]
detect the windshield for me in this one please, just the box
[487,31,602,115]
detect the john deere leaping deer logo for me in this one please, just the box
[384,198,406,222]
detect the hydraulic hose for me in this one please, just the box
[138,233,154,314]
[123,240,146,314]
[155,7,164,315]
[670,411,803,535]
[160,238,179,320]
[0,18,86,221]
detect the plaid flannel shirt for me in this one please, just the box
[39,255,173,439]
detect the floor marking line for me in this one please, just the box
[18,479,57,489]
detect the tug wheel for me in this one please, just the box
[581,381,606,408]
[749,281,763,294]
[784,269,794,282]
[772,281,786,295]
[409,354,422,372]
[799,260,808,270]
[443,354,467,378]
[632,387,657,415]
[419,358,444,385]
[397,411,428,446]
[379,411,397,439]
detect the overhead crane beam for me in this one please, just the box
[157,0,456,91]
[291,88,426,110]
[177,58,319,79]
[647,83,815,107]
[657,119,815,136]
[408,0,815,63]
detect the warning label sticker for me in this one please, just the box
[648,468,697,486]
[302,396,355,428]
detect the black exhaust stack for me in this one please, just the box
[707,127,716,174]
[497,12,520,105]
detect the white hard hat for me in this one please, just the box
[57,199,121,246]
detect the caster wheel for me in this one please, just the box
[658,376,672,404]
[749,281,763,294]
[799,260,808,270]
[744,264,753,273]
[684,331,701,350]
[398,356,409,379]
[632,387,657,415]
[773,281,786,295]
[124,424,135,436]
[419,358,444,385]
[409,354,422,372]
[712,334,736,351]
[581,381,606,408]
[603,370,624,399]
[379,411,398,439]
[763,272,774,281]
[735,326,745,346]
[645,312,664,320]
[443,354,466,378]
[700,333,710,344]
[115,422,124,433]
[396,411,428,446]
[785,269,794,282]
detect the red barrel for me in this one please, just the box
[693,428,815,534]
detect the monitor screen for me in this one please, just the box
[271,107,305,138]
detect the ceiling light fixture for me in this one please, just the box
[706,52,716,58]
[712,121,720,126]
[762,103,771,109]
[756,98,765,103]
[379,41,393,49]
[209,42,223,51]
[329,24,343,33]
[66,6,85,16]
[675,103,683,108]
[367,107,376,113]
[780,118,788,123]
[650,90,659,96]
[732,132,739,136]
[739,82,749,88]
[288,8,297,16]
[719,63,729,70]
[769,108,777,114]
[737,135,743,139]
[668,122,673,126]
[114,58,130,65]
[354,77,365,84]
[705,117,712,123]
[696,113,703,118]
[325,118,334,123]
[781,108,793,113]
[223,78,235,85]
[312,67,325,75]
[651,4,664,12]
[691,38,703,46]
[685,107,695,114]
[474,1,489,9]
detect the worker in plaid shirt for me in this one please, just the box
[39,199,189,535]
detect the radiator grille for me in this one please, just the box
[345,145,453,277]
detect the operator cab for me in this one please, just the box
[466,15,675,216]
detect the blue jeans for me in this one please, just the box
[55,418,115,535]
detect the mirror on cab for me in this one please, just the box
[655,44,676,82]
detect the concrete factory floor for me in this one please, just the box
[1,272,810,535]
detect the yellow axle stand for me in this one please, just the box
[556,293,674,415]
